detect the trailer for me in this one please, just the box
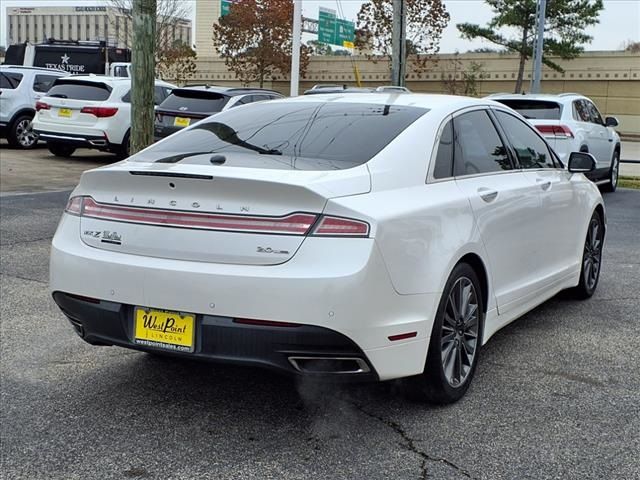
[3,39,131,76]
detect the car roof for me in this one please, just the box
[173,85,281,97]
[278,93,502,113]
[0,65,68,75]
[486,93,585,102]
[52,75,175,87]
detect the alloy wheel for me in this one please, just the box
[611,155,619,188]
[583,217,602,290]
[441,277,479,387]
[16,119,38,148]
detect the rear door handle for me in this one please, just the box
[537,179,551,191]
[477,188,498,203]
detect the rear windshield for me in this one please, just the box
[494,99,561,120]
[46,80,112,101]
[133,102,427,170]
[159,90,231,113]
[0,72,23,89]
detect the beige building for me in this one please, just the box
[6,6,191,49]
[195,0,222,55]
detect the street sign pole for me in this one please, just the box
[290,0,302,97]
[531,0,546,93]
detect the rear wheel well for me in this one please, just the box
[457,253,489,314]
[594,204,605,234]
[9,108,36,126]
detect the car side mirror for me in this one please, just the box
[568,152,596,173]
[605,116,619,127]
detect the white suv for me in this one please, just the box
[32,75,175,158]
[488,93,621,192]
[0,66,68,148]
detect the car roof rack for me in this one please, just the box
[375,86,411,93]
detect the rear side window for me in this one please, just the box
[453,110,512,176]
[584,100,604,125]
[494,99,561,120]
[573,100,591,122]
[0,72,23,89]
[33,74,60,93]
[132,102,428,170]
[46,80,112,101]
[159,90,231,113]
[494,111,556,169]
[433,120,454,179]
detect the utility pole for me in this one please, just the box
[530,0,546,93]
[391,0,406,87]
[131,0,156,154]
[290,0,302,97]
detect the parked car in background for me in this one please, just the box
[32,75,175,158]
[0,65,68,148]
[50,93,605,404]
[488,93,621,191]
[154,86,283,140]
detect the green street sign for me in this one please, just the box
[318,7,354,48]
[221,0,233,17]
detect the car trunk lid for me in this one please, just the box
[77,160,370,265]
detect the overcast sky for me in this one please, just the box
[2,0,638,51]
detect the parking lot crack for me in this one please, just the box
[0,272,47,285]
[0,236,53,247]
[350,402,477,480]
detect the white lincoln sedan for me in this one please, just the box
[50,94,605,403]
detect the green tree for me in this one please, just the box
[457,0,603,93]
[307,40,333,56]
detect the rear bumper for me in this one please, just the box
[34,129,109,148]
[50,214,436,381]
[53,291,379,381]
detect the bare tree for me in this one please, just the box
[108,0,192,53]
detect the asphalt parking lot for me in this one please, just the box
[1,144,639,480]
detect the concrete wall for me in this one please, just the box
[188,51,640,137]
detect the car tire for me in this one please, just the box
[7,114,39,149]
[406,262,484,404]
[569,211,604,299]
[47,142,76,158]
[601,150,619,193]
[115,132,131,159]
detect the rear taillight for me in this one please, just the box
[311,215,370,237]
[35,101,50,111]
[81,106,119,118]
[535,124,574,138]
[64,196,83,216]
[66,196,370,237]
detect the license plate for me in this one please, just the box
[58,108,72,118]
[174,116,191,127]
[134,307,195,352]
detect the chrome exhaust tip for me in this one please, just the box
[288,356,371,374]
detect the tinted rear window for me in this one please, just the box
[46,80,112,101]
[159,90,231,113]
[134,102,427,170]
[0,72,23,89]
[494,99,561,120]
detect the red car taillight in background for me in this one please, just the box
[80,106,119,118]
[535,124,574,138]
[65,196,370,238]
[35,101,50,111]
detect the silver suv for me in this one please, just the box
[0,66,68,148]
